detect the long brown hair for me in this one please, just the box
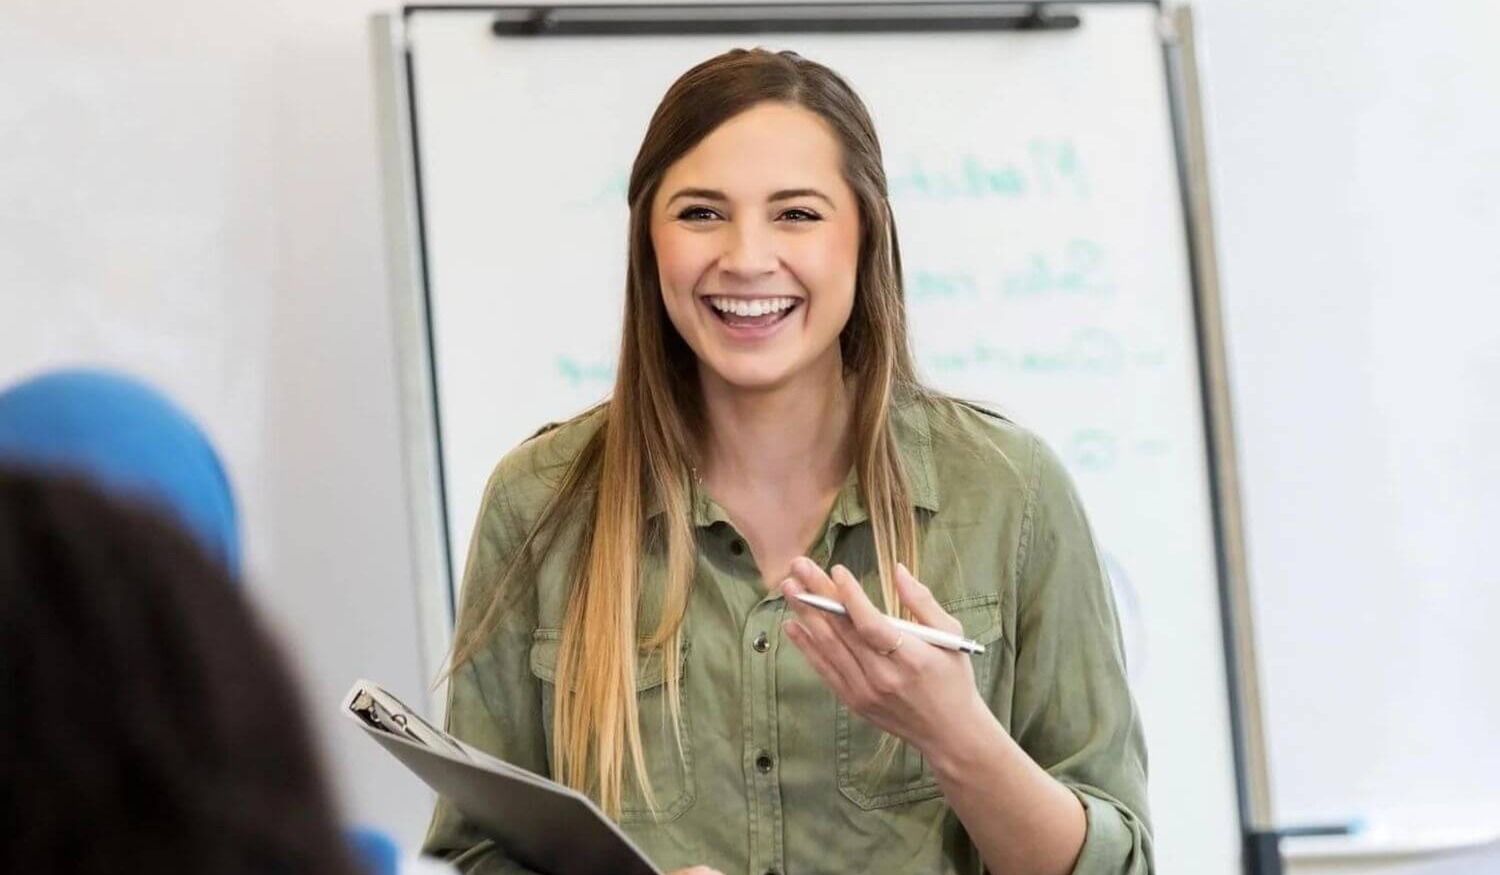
[453,47,932,819]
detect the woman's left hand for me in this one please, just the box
[780,556,995,758]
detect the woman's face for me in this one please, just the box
[651,101,861,393]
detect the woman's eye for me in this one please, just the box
[676,206,721,222]
[779,208,822,223]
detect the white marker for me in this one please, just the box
[792,592,986,655]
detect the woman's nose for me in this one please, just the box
[717,221,778,278]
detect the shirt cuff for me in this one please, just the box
[1065,785,1144,875]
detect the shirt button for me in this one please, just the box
[752,632,770,652]
[755,751,774,773]
[729,538,746,556]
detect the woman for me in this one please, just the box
[426,49,1151,875]
[0,467,362,875]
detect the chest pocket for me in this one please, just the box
[529,630,696,823]
[836,592,1006,810]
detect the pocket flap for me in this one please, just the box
[940,592,1004,647]
[529,629,689,692]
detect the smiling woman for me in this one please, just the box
[653,102,860,390]
[425,48,1151,875]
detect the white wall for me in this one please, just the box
[0,0,436,844]
[2,0,1495,870]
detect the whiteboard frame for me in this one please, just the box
[372,13,457,720]
[1162,0,1277,850]
[371,3,1279,870]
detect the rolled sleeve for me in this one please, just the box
[1066,785,1152,875]
[1010,436,1154,875]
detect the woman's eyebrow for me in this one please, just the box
[665,187,727,206]
[768,188,834,208]
[664,187,836,208]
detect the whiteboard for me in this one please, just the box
[394,4,1246,872]
[1192,0,1500,858]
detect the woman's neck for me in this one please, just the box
[697,360,854,497]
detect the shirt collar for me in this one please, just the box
[645,394,941,528]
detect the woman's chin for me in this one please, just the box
[702,355,803,393]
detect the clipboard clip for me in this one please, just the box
[348,690,414,740]
[345,681,467,756]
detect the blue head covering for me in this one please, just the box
[347,826,400,875]
[0,368,241,575]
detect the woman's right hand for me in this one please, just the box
[666,868,725,875]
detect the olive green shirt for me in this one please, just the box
[424,394,1152,875]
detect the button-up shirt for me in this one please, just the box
[424,393,1152,875]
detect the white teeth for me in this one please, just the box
[707,296,798,317]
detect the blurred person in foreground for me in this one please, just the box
[0,368,450,875]
[0,466,363,875]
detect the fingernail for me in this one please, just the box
[781,577,800,595]
[896,562,910,576]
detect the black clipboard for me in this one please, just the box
[342,680,663,875]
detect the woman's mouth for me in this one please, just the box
[701,295,802,337]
